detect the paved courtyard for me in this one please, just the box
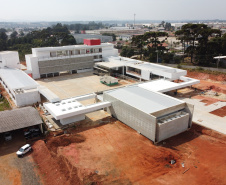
[37,72,134,99]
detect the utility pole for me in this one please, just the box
[134,13,136,29]
[156,50,158,63]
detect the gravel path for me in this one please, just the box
[13,155,43,185]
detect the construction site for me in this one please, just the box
[0,40,226,185]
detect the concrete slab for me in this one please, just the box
[179,97,226,134]
[36,72,134,99]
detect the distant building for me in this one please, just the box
[118,35,132,41]
[171,23,188,30]
[73,34,113,44]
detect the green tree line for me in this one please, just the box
[121,24,226,66]
[65,21,104,33]
[0,23,76,60]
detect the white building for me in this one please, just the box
[44,80,195,143]
[95,56,187,81]
[0,68,41,107]
[25,42,118,79]
[0,51,20,69]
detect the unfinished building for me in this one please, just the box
[0,68,41,107]
[95,56,187,81]
[25,40,118,79]
[103,85,194,143]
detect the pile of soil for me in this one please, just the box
[32,140,70,185]
[46,134,86,154]
[32,134,106,185]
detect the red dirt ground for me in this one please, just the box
[31,119,226,185]
[210,106,226,117]
[192,95,222,106]
[187,70,226,81]
[187,71,226,94]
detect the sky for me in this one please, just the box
[1,0,226,22]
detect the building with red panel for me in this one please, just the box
[84,39,101,46]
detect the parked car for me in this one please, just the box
[24,127,41,139]
[16,144,32,157]
[4,132,12,141]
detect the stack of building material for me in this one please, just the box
[100,75,118,86]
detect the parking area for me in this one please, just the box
[36,71,135,99]
[0,129,43,185]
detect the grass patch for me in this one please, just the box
[0,97,11,111]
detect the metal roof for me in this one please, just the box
[0,68,38,90]
[0,107,42,133]
[104,86,184,114]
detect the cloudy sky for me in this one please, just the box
[0,0,226,21]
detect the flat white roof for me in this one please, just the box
[139,77,200,93]
[97,56,186,77]
[44,97,84,117]
[104,86,184,114]
[0,51,18,55]
[0,68,38,90]
[139,80,179,92]
[32,43,113,52]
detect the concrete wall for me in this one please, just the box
[104,93,157,141]
[60,114,85,125]
[0,51,20,69]
[185,103,194,128]
[156,112,189,142]
[15,90,41,107]
[38,56,94,75]
[25,55,40,79]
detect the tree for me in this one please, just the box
[10,31,18,39]
[176,24,221,65]
[120,46,134,57]
[131,35,146,59]
[61,35,76,45]
[19,31,25,37]
[165,22,172,31]
[0,29,8,50]
[132,32,168,61]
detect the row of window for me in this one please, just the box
[50,49,102,57]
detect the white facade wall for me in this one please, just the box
[0,77,40,107]
[25,55,40,79]
[60,114,85,125]
[0,51,20,69]
[26,43,118,79]
[104,93,157,142]
[15,90,41,107]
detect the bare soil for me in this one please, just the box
[31,119,226,185]
[210,106,226,117]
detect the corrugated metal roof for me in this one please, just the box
[104,86,184,114]
[0,68,38,90]
[0,107,42,133]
